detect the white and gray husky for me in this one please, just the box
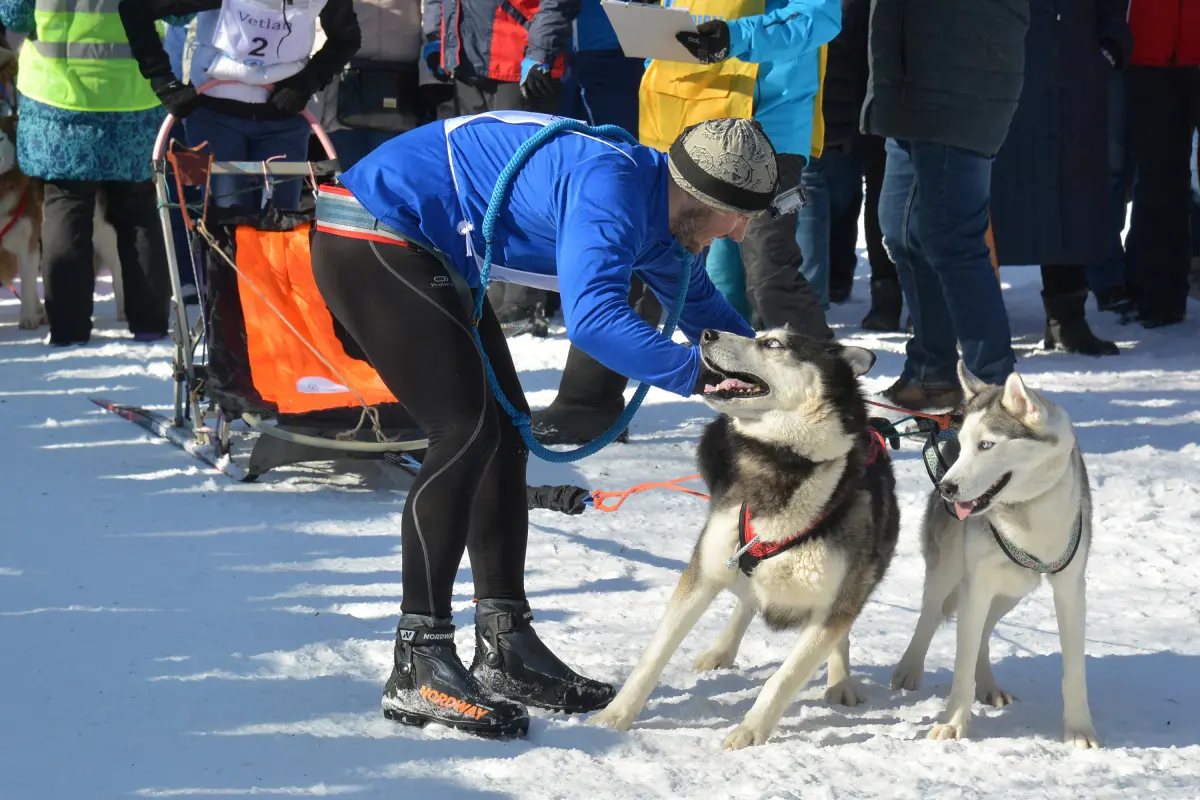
[590,328,900,749]
[892,361,1100,748]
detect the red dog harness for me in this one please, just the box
[731,428,887,576]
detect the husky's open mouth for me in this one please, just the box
[700,359,770,400]
[951,472,1012,520]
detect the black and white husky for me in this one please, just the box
[891,362,1100,748]
[590,328,900,749]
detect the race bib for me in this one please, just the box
[211,0,326,68]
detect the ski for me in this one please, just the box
[89,396,251,482]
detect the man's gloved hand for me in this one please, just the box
[267,74,313,116]
[153,78,200,119]
[676,20,731,64]
[520,58,554,100]
[692,360,722,396]
[423,33,450,82]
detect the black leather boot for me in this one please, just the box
[1043,290,1119,356]
[470,599,615,714]
[861,278,903,331]
[531,345,630,445]
[382,614,529,738]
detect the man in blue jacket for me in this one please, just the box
[534,0,841,445]
[311,113,771,739]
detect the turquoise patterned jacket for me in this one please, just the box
[0,0,191,182]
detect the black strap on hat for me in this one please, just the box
[668,120,778,213]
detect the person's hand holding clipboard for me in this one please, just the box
[600,1,708,64]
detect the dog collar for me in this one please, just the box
[728,429,887,575]
[989,511,1083,574]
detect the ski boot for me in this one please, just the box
[382,614,529,738]
[470,599,615,714]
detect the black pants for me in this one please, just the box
[740,153,832,339]
[456,77,563,319]
[1041,264,1089,296]
[42,180,170,344]
[827,134,898,294]
[1127,65,1200,317]
[311,230,529,618]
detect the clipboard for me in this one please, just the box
[600,1,701,64]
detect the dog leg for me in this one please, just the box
[975,594,1020,707]
[892,551,962,691]
[589,562,720,732]
[823,632,862,707]
[1050,574,1100,748]
[723,615,852,750]
[694,579,755,672]
[929,576,996,741]
[16,246,45,330]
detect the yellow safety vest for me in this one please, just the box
[17,0,162,113]
[638,0,763,153]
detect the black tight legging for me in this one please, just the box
[311,230,530,618]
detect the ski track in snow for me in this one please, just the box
[3,268,1200,799]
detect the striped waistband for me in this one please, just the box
[315,186,410,246]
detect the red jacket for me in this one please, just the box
[1128,0,1200,66]
[431,0,577,83]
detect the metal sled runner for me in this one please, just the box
[94,81,427,482]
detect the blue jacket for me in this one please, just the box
[665,0,841,158]
[571,0,620,52]
[340,112,754,397]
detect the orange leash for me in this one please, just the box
[591,474,709,512]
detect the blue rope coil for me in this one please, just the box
[469,117,693,464]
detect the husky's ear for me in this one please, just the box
[1001,371,1043,425]
[957,360,989,402]
[839,345,877,377]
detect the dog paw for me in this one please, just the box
[693,648,736,672]
[824,679,863,707]
[975,683,1015,708]
[928,722,969,742]
[890,661,923,691]
[18,308,46,330]
[1065,726,1102,749]
[722,724,768,751]
[587,705,635,732]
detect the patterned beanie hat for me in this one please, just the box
[668,118,779,215]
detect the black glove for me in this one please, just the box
[527,484,590,515]
[520,60,555,100]
[676,20,731,64]
[867,417,902,451]
[153,79,200,119]
[693,361,722,395]
[267,75,313,116]
[423,33,450,82]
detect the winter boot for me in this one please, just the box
[532,345,631,445]
[882,378,963,412]
[861,278,903,331]
[1043,290,1119,356]
[382,614,529,738]
[470,599,615,714]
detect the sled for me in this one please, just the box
[93,81,428,482]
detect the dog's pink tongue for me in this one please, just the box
[953,501,975,520]
[704,377,754,393]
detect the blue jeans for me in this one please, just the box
[560,49,644,134]
[182,108,312,211]
[879,138,1015,387]
[1089,70,1135,294]
[329,128,401,172]
[796,145,864,308]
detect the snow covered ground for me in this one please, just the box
[3,268,1199,799]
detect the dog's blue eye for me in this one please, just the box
[978,440,995,451]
